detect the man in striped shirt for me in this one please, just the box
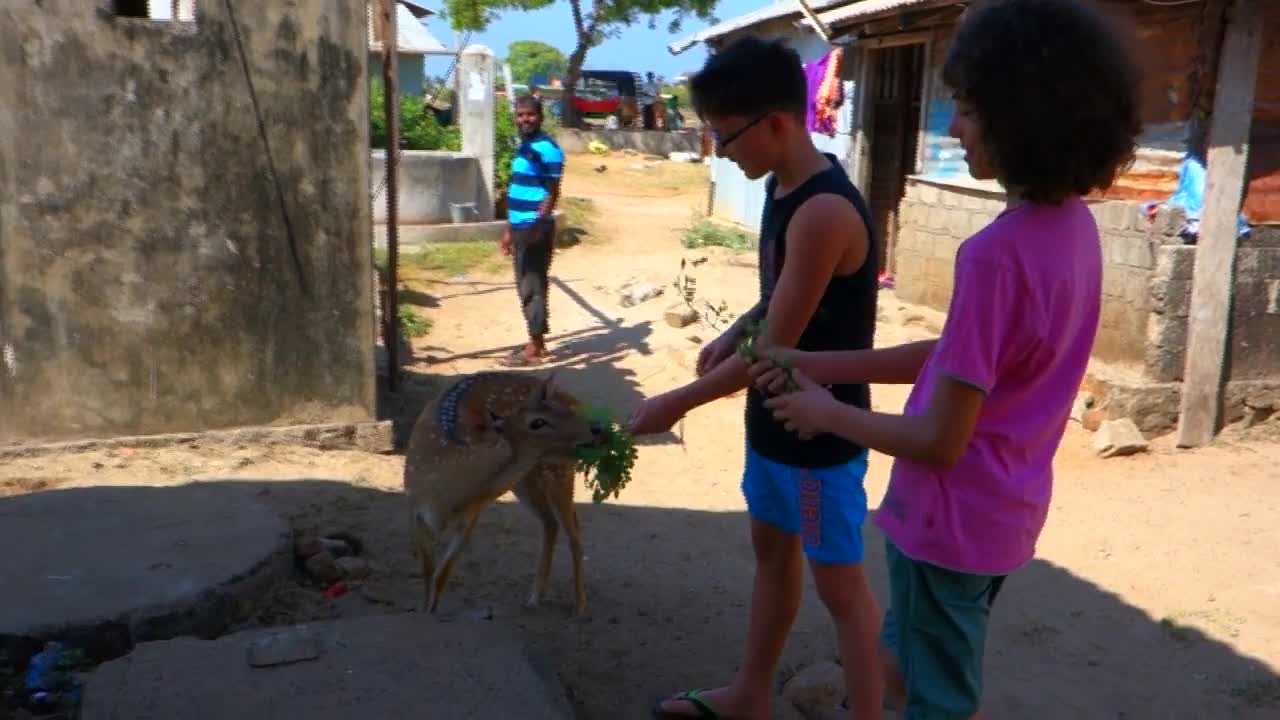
[501,95,564,366]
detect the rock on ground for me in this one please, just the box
[1093,418,1150,458]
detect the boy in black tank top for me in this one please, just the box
[628,36,882,720]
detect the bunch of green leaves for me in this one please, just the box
[736,319,799,395]
[573,404,638,503]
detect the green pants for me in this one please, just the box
[880,540,1007,719]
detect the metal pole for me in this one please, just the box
[380,0,401,392]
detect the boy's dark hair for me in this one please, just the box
[943,0,1143,204]
[515,94,543,116]
[690,36,807,120]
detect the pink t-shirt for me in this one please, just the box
[875,197,1102,575]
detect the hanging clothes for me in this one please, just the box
[803,49,845,137]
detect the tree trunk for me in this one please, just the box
[562,43,590,129]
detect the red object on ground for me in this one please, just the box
[323,581,349,599]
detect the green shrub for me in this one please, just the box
[370,79,461,152]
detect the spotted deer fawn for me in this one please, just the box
[403,371,603,615]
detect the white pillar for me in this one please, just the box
[458,45,497,221]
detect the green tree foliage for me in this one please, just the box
[369,79,461,151]
[441,0,719,127]
[506,40,568,86]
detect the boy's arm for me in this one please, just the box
[767,255,1015,468]
[793,340,937,386]
[668,194,868,411]
[817,376,984,467]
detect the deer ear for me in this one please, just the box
[532,373,557,405]
[459,402,503,434]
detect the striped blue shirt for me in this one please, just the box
[507,132,564,227]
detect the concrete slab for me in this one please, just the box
[0,484,289,655]
[81,613,574,720]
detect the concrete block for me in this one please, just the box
[918,183,940,204]
[1102,266,1125,298]
[1122,270,1152,307]
[0,484,289,656]
[945,209,969,236]
[1093,418,1149,458]
[969,212,993,235]
[1095,201,1135,232]
[1149,246,1194,317]
[81,614,574,720]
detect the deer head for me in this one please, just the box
[458,374,604,460]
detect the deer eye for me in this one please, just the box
[528,418,548,430]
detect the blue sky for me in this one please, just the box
[421,0,764,80]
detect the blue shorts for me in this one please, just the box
[741,447,869,565]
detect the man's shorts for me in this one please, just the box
[880,539,1007,719]
[741,446,869,565]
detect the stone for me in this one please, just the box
[1093,419,1149,458]
[620,283,665,307]
[335,556,370,579]
[781,660,845,712]
[245,629,322,668]
[81,614,573,720]
[0,483,288,655]
[1082,408,1107,433]
[665,303,700,328]
[686,334,704,345]
[304,552,342,584]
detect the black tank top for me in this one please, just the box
[745,153,879,469]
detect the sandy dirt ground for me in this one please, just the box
[3,152,1280,719]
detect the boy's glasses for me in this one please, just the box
[712,112,771,149]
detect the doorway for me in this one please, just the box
[865,43,926,276]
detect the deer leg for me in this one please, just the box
[548,466,587,615]
[513,474,559,608]
[411,511,437,611]
[428,512,481,613]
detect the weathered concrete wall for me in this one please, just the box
[556,129,702,156]
[895,179,1180,369]
[895,178,1280,433]
[370,150,481,224]
[1146,236,1280,383]
[0,1,376,447]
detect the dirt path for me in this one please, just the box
[4,152,1280,719]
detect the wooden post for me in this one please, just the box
[1176,0,1263,448]
[379,0,402,392]
[795,0,833,43]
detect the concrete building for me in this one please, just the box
[671,0,1279,440]
[367,0,447,98]
[0,1,377,448]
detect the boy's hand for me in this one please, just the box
[763,370,838,439]
[627,392,687,435]
[747,348,801,394]
[696,329,738,377]
[501,227,513,256]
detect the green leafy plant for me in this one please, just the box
[398,306,432,338]
[736,319,799,395]
[681,214,754,250]
[573,404,638,503]
[370,79,461,152]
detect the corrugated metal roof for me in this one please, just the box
[368,2,446,55]
[667,0,848,55]
[814,0,957,28]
